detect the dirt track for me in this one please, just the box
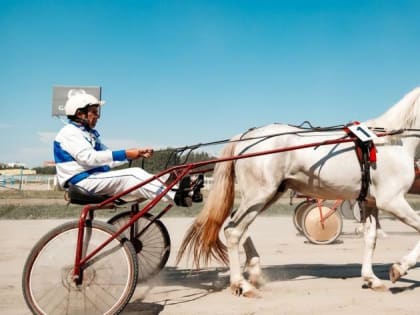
[1,216,419,315]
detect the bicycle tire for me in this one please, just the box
[108,212,171,282]
[302,204,343,245]
[292,200,314,233]
[22,220,138,315]
[340,200,355,220]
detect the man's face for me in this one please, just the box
[85,105,101,128]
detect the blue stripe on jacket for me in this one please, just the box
[54,141,74,163]
[67,166,111,187]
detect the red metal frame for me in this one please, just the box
[73,164,193,280]
[315,199,342,229]
[71,130,399,281]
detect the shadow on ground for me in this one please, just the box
[123,262,420,314]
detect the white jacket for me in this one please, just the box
[54,122,126,188]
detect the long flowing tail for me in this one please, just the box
[176,141,236,267]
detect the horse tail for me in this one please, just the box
[176,140,236,267]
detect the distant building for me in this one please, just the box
[6,162,26,169]
[43,161,56,167]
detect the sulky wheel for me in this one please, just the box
[108,212,170,282]
[301,203,343,245]
[352,201,362,222]
[22,220,138,315]
[339,200,355,220]
[292,200,315,233]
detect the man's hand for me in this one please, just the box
[126,148,154,160]
[140,148,154,159]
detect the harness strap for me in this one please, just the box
[356,140,375,201]
[344,122,377,203]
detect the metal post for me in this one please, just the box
[19,167,23,191]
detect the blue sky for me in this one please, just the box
[1,0,419,168]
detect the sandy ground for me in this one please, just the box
[1,216,419,315]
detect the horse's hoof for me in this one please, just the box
[231,285,243,296]
[362,280,387,291]
[389,263,407,283]
[243,288,261,298]
[231,281,261,298]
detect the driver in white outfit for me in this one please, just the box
[54,91,191,206]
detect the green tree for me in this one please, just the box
[32,166,56,174]
[129,148,215,174]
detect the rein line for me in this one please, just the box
[167,125,410,153]
[142,124,419,169]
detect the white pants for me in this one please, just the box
[76,167,175,203]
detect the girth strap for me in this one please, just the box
[344,122,377,203]
[355,139,376,202]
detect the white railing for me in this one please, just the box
[0,174,216,191]
[203,176,213,189]
[0,175,57,191]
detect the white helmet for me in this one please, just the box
[64,90,105,116]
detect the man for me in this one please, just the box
[54,91,191,206]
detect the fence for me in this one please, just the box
[0,175,57,191]
[0,174,214,191]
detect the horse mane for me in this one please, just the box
[368,87,420,130]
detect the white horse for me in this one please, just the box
[177,87,420,297]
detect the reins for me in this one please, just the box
[140,122,419,169]
[165,123,409,155]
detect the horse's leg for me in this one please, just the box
[376,196,420,283]
[361,210,387,291]
[242,234,264,288]
[386,202,420,282]
[224,203,265,297]
[390,241,420,282]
